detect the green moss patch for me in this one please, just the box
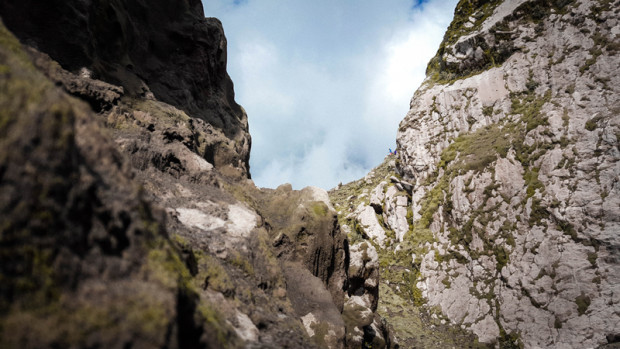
[0,290,173,348]
[309,321,330,348]
[439,123,511,173]
[145,237,194,291]
[378,284,485,348]
[311,202,329,217]
[575,293,591,315]
[498,326,524,349]
[510,90,551,132]
[585,115,605,131]
[0,21,34,70]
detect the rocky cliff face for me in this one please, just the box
[0,0,251,177]
[332,0,620,348]
[3,0,619,348]
[0,1,389,348]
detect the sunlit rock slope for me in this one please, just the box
[332,0,620,348]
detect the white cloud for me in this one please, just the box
[203,0,457,190]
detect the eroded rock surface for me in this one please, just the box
[0,1,388,348]
[0,0,251,177]
[333,0,620,348]
[0,18,240,348]
[4,0,617,348]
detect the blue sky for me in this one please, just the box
[202,0,458,189]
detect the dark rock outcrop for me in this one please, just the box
[0,19,241,348]
[0,0,391,347]
[0,0,251,177]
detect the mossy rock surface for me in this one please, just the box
[0,20,241,348]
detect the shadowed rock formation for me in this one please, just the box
[0,1,391,347]
[0,19,241,348]
[0,0,251,177]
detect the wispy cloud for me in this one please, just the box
[203,0,457,189]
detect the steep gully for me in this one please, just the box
[0,0,619,348]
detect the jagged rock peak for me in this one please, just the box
[0,0,251,177]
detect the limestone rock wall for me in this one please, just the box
[332,0,619,347]
[391,0,619,347]
[330,159,479,348]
